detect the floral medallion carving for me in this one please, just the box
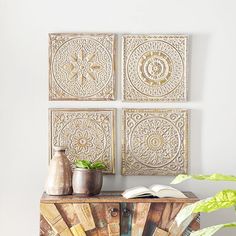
[49,33,115,100]
[49,109,115,174]
[122,35,188,102]
[122,109,188,175]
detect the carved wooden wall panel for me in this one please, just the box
[49,109,115,174]
[122,109,188,175]
[122,34,187,102]
[49,33,115,101]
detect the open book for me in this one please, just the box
[122,184,187,199]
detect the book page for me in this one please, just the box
[149,184,177,193]
[157,189,187,198]
[149,184,187,198]
[122,186,155,199]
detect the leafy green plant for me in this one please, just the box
[74,159,106,170]
[171,174,236,236]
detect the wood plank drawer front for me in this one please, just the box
[120,202,200,236]
[40,192,200,236]
[40,203,120,236]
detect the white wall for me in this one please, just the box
[1,0,236,235]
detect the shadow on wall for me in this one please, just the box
[189,33,210,102]
[190,109,203,174]
[189,33,210,174]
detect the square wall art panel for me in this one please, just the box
[122,109,188,175]
[122,35,188,102]
[49,109,116,174]
[49,33,115,101]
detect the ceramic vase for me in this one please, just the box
[72,169,103,196]
[45,146,72,195]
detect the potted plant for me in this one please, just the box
[171,173,236,236]
[72,159,106,196]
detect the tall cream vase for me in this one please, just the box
[45,146,72,195]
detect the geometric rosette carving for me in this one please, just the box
[122,35,187,102]
[122,109,188,175]
[49,33,115,100]
[49,109,115,174]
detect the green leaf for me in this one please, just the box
[175,190,236,227]
[194,190,236,213]
[74,160,92,169]
[91,162,106,170]
[171,174,192,184]
[190,222,236,236]
[74,160,106,170]
[171,174,236,184]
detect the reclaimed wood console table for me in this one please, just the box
[40,191,200,236]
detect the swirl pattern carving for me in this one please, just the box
[122,109,188,175]
[49,34,115,100]
[50,109,115,174]
[123,35,187,102]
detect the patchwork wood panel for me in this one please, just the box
[120,203,134,236]
[41,203,120,236]
[169,204,199,236]
[90,203,109,235]
[55,203,79,227]
[70,224,86,236]
[40,215,58,236]
[118,202,198,236]
[142,203,166,235]
[89,203,120,236]
[131,203,150,236]
[153,227,168,236]
[40,203,73,236]
[73,203,96,231]
[40,202,199,236]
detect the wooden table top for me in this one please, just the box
[41,191,198,203]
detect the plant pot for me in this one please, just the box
[72,168,103,196]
